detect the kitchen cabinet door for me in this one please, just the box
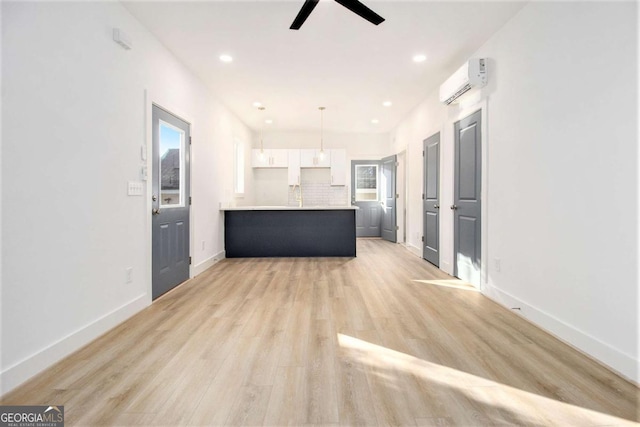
[251,149,288,168]
[288,149,301,185]
[270,149,289,168]
[301,149,331,168]
[330,149,346,186]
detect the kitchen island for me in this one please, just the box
[221,206,358,257]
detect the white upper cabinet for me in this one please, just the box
[251,149,288,168]
[270,149,288,167]
[300,149,331,168]
[330,149,346,186]
[288,149,301,185]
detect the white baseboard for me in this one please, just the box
[483,283,639,385]
[439,261,453,276]
[405,243,422,258]
[192,250,225,277]
[0,294,148,395]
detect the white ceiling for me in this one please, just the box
[123,0,526,134]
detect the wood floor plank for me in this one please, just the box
[263,366,308,426]
[305,319,340,425]
[1,239,637,426]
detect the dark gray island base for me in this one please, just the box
[224,208,356,257]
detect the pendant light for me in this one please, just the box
[319,106,325,160]
[258,106,266,161]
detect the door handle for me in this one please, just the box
[434,204,440,209]
[152,208,160,215]
[450,205,458,210]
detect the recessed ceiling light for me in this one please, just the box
[253,101,262,108]
[413,54,427,63]
[219,54,233,63]
[371,119,379,124]
[265,119,273,124]
[383,101,392,107]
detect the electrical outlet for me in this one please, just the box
[494,258,501,272]
[125,267,133,284]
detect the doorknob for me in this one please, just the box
[450,205,458,210]
[152,208,160,215]
[434,204,440,209]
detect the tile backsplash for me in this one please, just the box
[287,169,348,207]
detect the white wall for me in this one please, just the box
[250,131,390,206]
[1,1,251,393]
[392,1,638,382]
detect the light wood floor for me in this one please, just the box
[2,239,638,426]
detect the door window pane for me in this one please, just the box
[159,120,184,207]
[355,164,378,201]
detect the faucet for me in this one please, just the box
[292,183,303,207]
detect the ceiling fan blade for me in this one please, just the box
[290,0,320,30]
[334,0,385,25]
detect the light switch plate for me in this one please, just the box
[128,181,144,196]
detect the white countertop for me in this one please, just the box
[221,205,358,211]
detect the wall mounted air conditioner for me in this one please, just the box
[439,58,487,105]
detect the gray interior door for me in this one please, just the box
[351,160,381,237]
[423,133,440,266]
[453,110,481,284]
[381,155,397,242]
[152,105,190,300]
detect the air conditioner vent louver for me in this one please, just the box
[444,83,472,105]
[439,58,487,105]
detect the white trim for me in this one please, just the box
[483,284,639,385]
[0,294,148,395]
[405,243,422,258]
[193,250,226,276]
[440,260,452,273]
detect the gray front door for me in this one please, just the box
[453,110,481,284]
[423,133,440,266]
[351,160,381,237]
[152,105,191,300]
[381,155,397,242]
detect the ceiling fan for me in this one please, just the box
[290,0,385,30]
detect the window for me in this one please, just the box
[234,139,245,195]
[355,164,379,201]
[159,120,185,207]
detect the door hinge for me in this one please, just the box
[189,256,192,265]
[189,136,192,145]
[395,161,399,167]
[396,193,400,199]
[421,236,424,242]
[396,226,399,230]
[422,193,425,200]
[422,150,425,156]
[189,196,192,205]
